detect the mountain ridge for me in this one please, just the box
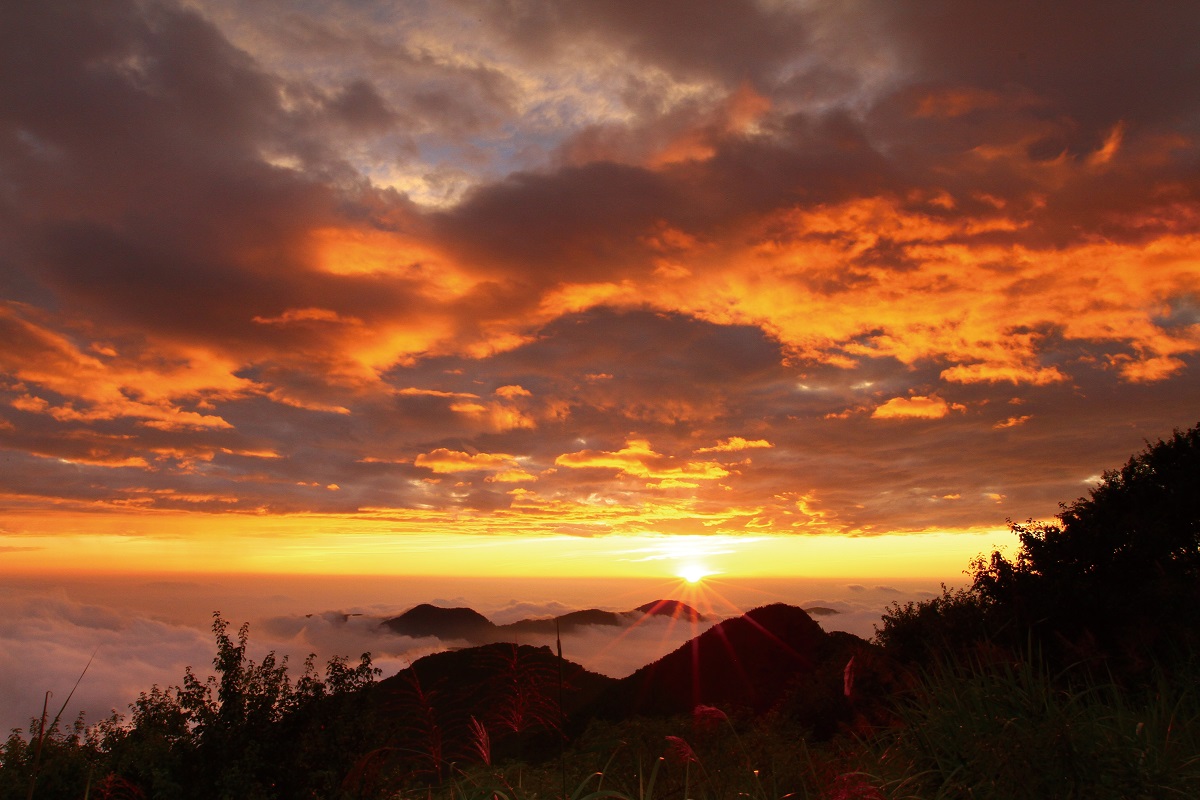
[380,602,886,754]
[596,603,837,717]
[381,598,710,643]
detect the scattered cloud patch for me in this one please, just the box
[556,440,729,481]
[414,449,521,474]
[871,395,965,420]
[695,437,773,454]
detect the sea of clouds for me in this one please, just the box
[0,575,941,735]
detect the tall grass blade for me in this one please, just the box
[25,647,97,800]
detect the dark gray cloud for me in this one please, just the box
[1,0,1198,544]
[881,0,1200,136]
[469,0,814,85]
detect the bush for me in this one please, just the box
[2,613,382,800]
[878,423,1200,671]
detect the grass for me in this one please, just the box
[394,653,1200,800]
[853,651,1200,800]
[8,641,1200,799]
[394,710,839,799]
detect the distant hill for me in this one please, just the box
[378,641,614,717]
[636,598,707,621]
[381,603,497,640]
[375,641,615,765]
[501,608,629,635]
[597,603,826,716]
[379,603,887,751]
[381,600,708,643]
[588,603,886,737]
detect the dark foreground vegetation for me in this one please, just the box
[5,424,1200,799]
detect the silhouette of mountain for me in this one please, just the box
[636,599,707,621]
[593,603,870,726]
[379,641,614,717]
[375,642,616,764]
[501,607,629,635]
[375,603,888,756]
[382,603,497,640]
[381,600,707,643]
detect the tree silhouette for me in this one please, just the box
[85,613,382,800]
[880,423,1200,669]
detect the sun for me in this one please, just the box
[678,564,710,584]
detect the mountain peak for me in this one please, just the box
[382,603,495,640]
[381,599,711,643]
[635,599,706,621]
[601,603,830,716]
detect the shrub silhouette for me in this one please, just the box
[75,613,381,800]
[879,422,1200,670]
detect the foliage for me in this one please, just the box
[346,642,571,794]
[988,425,1200,659]
[5,624,1200,800]
[0,612,381,800]
[430,710,834,800]
[877,423,1200,669]
[873,582,1002,664]
[856,651,1200,800]
[0,715,97,800]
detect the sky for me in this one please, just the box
[3,0,1200,583]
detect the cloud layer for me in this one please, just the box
[0,575,916,736]
[2,0,1200,544]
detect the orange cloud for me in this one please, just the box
[643,222,700,253]
[47,452,150,469]
[695,437,773,453]
[252,307,361,325]
[537,281,641,318]
[647,478,701,489]
[941,364,1067,385]
[913,87,1006,118]
[594,197,1200,391]
[649,83,772,168]
[397,387,480,399]
[1,305,256,427]
[770,491,836,530]
[121,488,240,504]
[308,226,452,283]
[1111,354,1187,382]
[871,395,965,420]
[413,448,521,474]
[263,389,352,415]
[494,384,532,399]
[450,401,536,431]
[555,439,729,481]
[4,0,1200,549]
[485,469,538,484]
[1089,122,1125,167]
